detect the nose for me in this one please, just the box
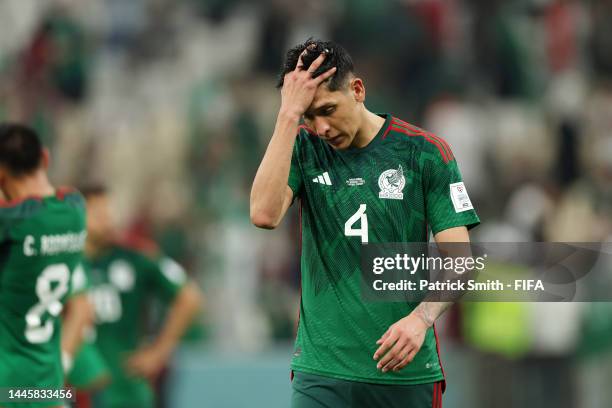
[313,117,331,137]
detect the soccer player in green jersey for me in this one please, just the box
[251,39,480,408]
[64,262,111,407]
[0,124,87,408]
[76,185,202,408]
[61,263,99,385]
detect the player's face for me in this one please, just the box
[303,79,364,150]
[86,194,115,246]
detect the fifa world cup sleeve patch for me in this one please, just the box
[449,182,474,213]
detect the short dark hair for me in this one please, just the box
[276,38,354,91]
[0,123,44,176]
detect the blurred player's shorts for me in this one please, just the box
[67,342,111,390]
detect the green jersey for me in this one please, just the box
[0,189,86,406]
[86,245,186,408]
[288,114,479,385]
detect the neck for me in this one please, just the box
[351,109,386,148]
[4,171,55,201]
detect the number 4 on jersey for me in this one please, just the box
[344,204,369,243]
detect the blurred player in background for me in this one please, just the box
[251,39,479,407]
[0,124,88,408]
[67,185,202,408]
[64,262,111,408]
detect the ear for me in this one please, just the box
[41,148,51,170]
[350,78,365,103]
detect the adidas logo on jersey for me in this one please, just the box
[312,172,332,185]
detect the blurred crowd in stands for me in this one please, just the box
[1,0,611,407]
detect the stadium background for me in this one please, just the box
[1,0,611,407]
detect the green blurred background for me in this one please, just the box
[1,0,612,407]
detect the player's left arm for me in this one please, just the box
[126,258,203,380]
[373,225,470,373]
[374,135,478,372]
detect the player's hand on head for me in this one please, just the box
[125,343,171,380]
[373,314,428,373]
[280,48,336,118]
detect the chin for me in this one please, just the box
[327,135,351,150]
[334,143,350,150]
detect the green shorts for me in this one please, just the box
[67,342,111,390]
[291,371,443,408]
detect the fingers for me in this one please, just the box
[383,343,412,372]
[307,52,327,74]
[374,325,424,372]
[294,49,334,78]
[314,67,337,85]
[295,42,320,71]
[393,349,418,372]
[375,329,391,346]
[374,316,429,373]
[294,49,309,71]
[376,340,406,372]
[373,330,399,361]
[286,47,336,91]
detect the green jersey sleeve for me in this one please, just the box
[145,255,187,302]
[423,141,480,235]
[288,131,305,199]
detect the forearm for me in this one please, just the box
[412,301,453,328]
[250,111,299,228]
[61,294,93,355]
[412,226,470,327]
[153,283,202,353]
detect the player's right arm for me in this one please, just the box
[250,50,335,229]
[249,114,298,229]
